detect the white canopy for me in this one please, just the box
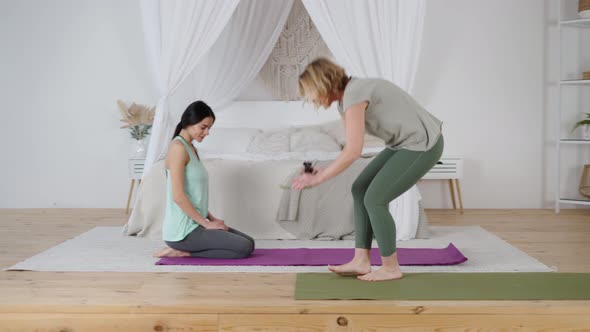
[140,0,426,173]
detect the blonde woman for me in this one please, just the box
[292,58,443,281]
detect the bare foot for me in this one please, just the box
[153,247,190,258]
[328,259,372,276]
[357,267,403,281]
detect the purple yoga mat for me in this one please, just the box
[155,243,467,266]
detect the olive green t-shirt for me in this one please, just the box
[338,77,442,151]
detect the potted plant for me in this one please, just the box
[118,100,155,157]
[573,113,590,140]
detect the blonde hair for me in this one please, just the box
[298,58,349,108]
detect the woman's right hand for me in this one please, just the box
[203,219,228,231]
[300,166,322,175]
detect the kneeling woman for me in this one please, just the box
[154,101,255,259]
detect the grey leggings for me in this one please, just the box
[165,226,255,259]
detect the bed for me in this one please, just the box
[122,102,429,240]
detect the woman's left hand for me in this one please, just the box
[292,173,321,190]
[208,217,229,231]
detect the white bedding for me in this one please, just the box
[123,155,423,240]
[206,158,300,239]
[123,158,300,239]
[200,151,340,161]
[124,119,423,240]
[199,147,385,162]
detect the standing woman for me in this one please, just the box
[154,101,255,259]
[292,58,443,281]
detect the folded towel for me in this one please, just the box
[277,180,301,221]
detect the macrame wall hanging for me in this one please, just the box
[258,0,333,101]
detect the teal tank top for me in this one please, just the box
[162,136,209,242]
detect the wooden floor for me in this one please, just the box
[1,209,590,331]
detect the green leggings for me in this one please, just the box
[352,135,444,256]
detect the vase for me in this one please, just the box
[580,164,590,198]
[583,125,590,140]
[580,0,590,18]
[131,139,147,158]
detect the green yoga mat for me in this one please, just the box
[295,273,590,300]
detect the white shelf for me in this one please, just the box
[560,18,590,27]
[555,3,590,213]
[560,79,590,85]
[560,139,590,144]
[559,198,590,206]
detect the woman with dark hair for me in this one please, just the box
[153,101,255,259]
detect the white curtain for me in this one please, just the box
[302,0,427,240]
[142,0,293,167]
[140,0,240,174]
[301,0,425,92]
[172,0,294,113]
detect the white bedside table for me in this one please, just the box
[126,158,145,214]
[422,156,464,213]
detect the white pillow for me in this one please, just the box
[319,121,346,147]
[361,146,386,158]
[246,128,293,155]
[196,127,261,154]
[290,127,341,152]
[320,120,385,149]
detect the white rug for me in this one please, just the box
[5,226,554,273]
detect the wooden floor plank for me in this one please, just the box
[1,208,589,329]
[0,313,218,332]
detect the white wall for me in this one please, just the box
[414,0,545,208]
[0,0,157,208]
[1,0,579,209]
[242,0,547,208]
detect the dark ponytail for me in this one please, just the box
[172,100,215,140]
[172,122,184,140]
